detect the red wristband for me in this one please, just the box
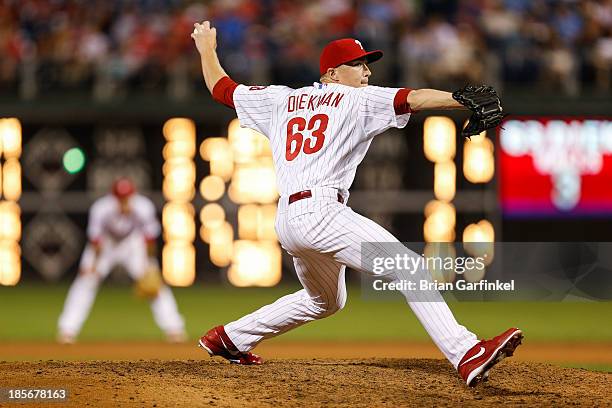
[394,88,414,115]
[212,76,238,109]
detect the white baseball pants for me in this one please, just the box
[58,233,185,337]
[225,187,479,368]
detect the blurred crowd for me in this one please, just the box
[1,0,611,100]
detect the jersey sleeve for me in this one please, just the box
[86,200,105,244]
[233,85,293,136]
[358,86,412,139]
[138,197,161,240]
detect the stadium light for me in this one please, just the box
[0,118,21,286]
[424,199,456,222]
[228,240,281,287]
[424,116,456,163]
[0,118,22,159]
[200,137,231,161]
[423,116,457,243]
[257,204,277,240]
[162,243,195,287]
[162,158,196,201]
[163,118,196,144]
[423,200,456,242]
[0,240,20,286]
[434,161,456,202]
[2,159,21,201]
[162,202,196,242]
[200,203,225,229]
[162,118,196,286]
[463,220,495,266]
[228,119,260,163]
[210,157,235,183]
[200,137,234,182]
[228,160,278,204]
[199,222,233,245]
[199,175,225,201]
[238,204,259,240]
[197,119,282,287]
[209,221,233,267]
[228,119,271,163]
[238,203,278,241]
[0,201,21,241]
[163,139,196,160]
[463,219,495,242]
[464,137,494,183]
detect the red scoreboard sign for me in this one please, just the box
[498,118,612,216]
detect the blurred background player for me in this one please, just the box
[57,177,186,344]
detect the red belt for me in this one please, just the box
[288,190,344,205]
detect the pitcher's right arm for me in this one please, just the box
[192,21,228,93]
[192,21,238,109]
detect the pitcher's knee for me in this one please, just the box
[311,296,345,318]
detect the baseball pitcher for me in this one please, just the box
[192,21,520,387]
[57,178,186,344]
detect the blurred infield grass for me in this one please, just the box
[0,283,611,342]
[561,363,612,373]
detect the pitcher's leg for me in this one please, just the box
[225,254,346,352]
[334,208,478,367]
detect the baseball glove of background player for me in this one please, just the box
[452,85,505,138]
[134,261,163,299]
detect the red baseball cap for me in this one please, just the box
[319,38,383,75]
[112,177,135,198]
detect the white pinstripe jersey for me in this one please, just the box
[88,194,160,243]
[233,82,411,197]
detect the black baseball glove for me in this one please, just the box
[452,85,505,139]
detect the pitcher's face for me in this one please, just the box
[333,58,371,88]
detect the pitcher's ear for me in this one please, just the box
[329,68,340,82]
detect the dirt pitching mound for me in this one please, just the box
[0,359,608,407]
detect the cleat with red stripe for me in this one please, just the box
[458,327,523,387]
[198,325,263,365]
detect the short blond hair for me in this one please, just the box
[320,71,333,83]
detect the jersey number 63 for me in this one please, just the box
[285,114,329,161]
